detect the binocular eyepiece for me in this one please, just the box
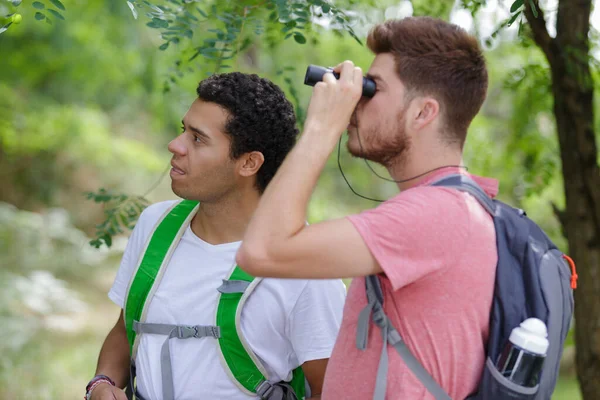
[303,65,376,98]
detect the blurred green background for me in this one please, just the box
[1,0,598,398]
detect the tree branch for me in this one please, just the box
[523,0,554,63]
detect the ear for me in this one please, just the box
[411,97,440,131]
[237,151,265,178]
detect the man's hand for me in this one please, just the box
[89,382,127,400]
[304,60,364,143]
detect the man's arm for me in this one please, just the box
[95,310,130,386]
[237,61,380,279]
[302,358,328,399]
[88,310,130,399]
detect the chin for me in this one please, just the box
[346,139,366,158]
[170,182,186,198]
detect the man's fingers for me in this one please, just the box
[340,60,355,83]
[353,66,363,88]
[322,71,337,84]
[332,60,356,83]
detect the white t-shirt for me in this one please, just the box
[109,200,346,400]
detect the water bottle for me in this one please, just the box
[495,318,549,387]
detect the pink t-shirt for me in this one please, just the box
[321,169,499,400]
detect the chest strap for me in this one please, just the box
[132,321,221,400]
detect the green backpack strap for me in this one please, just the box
[123,199,306,399]
[123,199,199,356]
[216,265,307,399]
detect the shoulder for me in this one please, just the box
[138,200,181,224]
[133,200,180,232]
[126,200,182,250]
[387,185,466,209]
[350,185,469,229]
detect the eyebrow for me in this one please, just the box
[182,120,210,140]
[366,73,384,84]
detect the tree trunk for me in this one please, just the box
[525,0,600,398]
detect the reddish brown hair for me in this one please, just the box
[367,17,488,146]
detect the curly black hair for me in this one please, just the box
[196,72,299,194]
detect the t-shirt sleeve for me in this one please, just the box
[347,187,470,291]
[288,279,347,365]
[108,201,176,308]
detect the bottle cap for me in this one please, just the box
[508,317,549,355]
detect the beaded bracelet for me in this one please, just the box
[84,375,116,400]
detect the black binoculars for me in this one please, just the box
[303,65,376,98]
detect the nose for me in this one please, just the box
[168,134,187,156]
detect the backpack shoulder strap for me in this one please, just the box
[216,265,306,399]
[123,199,199,357]
[357,276,451,400]
[430,174,496,215]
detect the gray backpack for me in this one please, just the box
[356,175,576,399]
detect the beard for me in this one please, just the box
[346,110,411,168]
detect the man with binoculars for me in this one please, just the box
[238,16,498,400]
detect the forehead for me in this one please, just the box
[368,53,400,83]
[183,99,230,135]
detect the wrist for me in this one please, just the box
[85,375,115,400]
[302,122,340,141]
[300,125,340,155]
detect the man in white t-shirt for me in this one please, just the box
[86,72,346,400]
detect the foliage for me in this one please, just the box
[122,0,367,92]
[0,0,65,34]
[86,189,150,248]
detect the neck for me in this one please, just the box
[190,189,261,245]
[387,146,463,191]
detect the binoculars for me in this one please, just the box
[303,65,376,98]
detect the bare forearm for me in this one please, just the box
[237,61,363,276]
[95,313,131,388]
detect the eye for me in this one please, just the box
[193,135,203,143]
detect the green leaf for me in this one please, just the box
[103,233,112,248]
[47,9,65,20]
[189,49,201,61]
[0,23,12,35]
[197,7,208,18]
[32,1,45,9]
[34,12,45,20]
[528,0,538,18]
[147,18,168,29]
[348,29,363,46]
[507,10,521,27]
[159,42,169,50]
[293,31,306,44]
[322,4,331,13]
[49,0,65,11]
[510,0,524,12]
[127,1,138,19]
[184,11,198,22]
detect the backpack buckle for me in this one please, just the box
[177,326,197,339]
[256,381,274,399]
